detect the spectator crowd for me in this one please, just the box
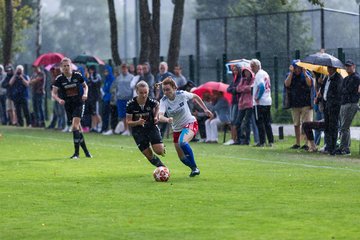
[0,55,359,156]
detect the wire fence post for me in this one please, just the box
[222,53,227,83]
[274,55,279,110]
[216,58,221,82]
[189,55,195,82]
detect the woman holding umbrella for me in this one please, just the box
[224,65,242,145]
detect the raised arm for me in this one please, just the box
[284,65,293,88]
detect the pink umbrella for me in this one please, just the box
[33,52,65,66]
[44,62,78,71]
[191,81,232,103]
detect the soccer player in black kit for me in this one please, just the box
[126,80,166,167]
[51,58,92,159]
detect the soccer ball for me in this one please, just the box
[153,166,170,182]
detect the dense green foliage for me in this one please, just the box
[1,126,360,239]
[0,0,33,62]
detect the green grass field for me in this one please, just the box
[1,126,360,240]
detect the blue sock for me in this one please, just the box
[180,156,192,168]
[180,142,197,169]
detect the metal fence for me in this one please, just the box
[195,7,360,84]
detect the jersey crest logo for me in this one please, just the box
[179,102,184,107]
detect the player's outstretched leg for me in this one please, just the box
[142,147,165,167]
[179,142,200,177]
[79,132,92,158]
[71,130,81,159]
[149,155,165,167]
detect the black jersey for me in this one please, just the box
[53,71,85,102]
[126,97,159,130]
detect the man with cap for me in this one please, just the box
[335,60,360,155]
[284,59,314,150]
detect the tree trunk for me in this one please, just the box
[107,0,122,66]
[167,0,185,73]
[139,0,151,64]
[3,0,13,65]
[149,0,160,75]
[35,0,42,57]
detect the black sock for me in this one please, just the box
[79,132,89,153]
[73,130,81,155]
[149,155,165,167]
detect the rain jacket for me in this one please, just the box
[227,64,242,105]
[236,67,255,110]
[102,65,115,102]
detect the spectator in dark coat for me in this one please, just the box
[9,65,31,127]
[336,60,360,155]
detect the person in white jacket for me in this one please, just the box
[250,59,274,147]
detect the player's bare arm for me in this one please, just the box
[82,82,88,101]
[158,112,173,123]
[153,103,160,124]
[126,113,145,127]
[51,86,65,105]
[192,94,213,118]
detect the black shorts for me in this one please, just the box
[86,100,99,116]
[65,102,85,123]
[132,125,163,152]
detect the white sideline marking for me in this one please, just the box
[8,134,360,173]
[224,155,360,173]
[10,134,138,149]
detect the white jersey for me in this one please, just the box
[159,90,196,132]
[252,69,272,106]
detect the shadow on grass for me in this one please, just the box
[28,157,68,162]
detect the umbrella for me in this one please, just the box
[33,52,64,66]
[296,61,348,78]
[72,54,105,65]
[191,81,232,103]
[225,59,251,74]
[44,62,78,71]
[301,52,344,68]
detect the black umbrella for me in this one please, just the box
[72,54,105,65]
[301,52,344,68]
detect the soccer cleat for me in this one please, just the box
[85,152,93,158]
[189,168,200,177]
[70,154,79,159]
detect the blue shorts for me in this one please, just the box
[230,104,239,125]
[117,99,128,118]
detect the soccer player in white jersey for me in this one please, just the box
[158,77,213,177]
